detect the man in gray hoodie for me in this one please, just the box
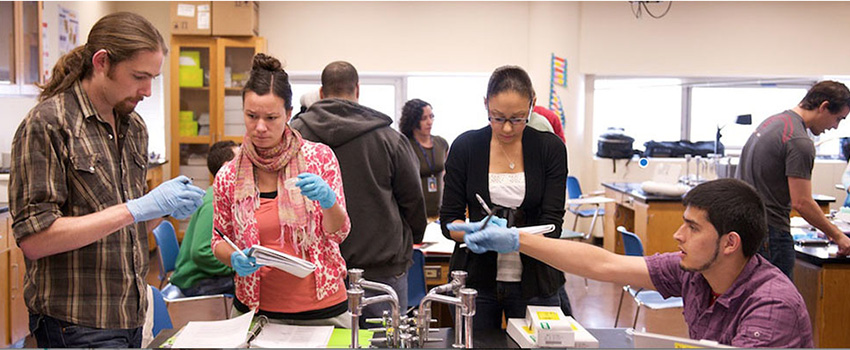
[290,61,427,326]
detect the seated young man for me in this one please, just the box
[451,178,813,348]
[170,141,239,297]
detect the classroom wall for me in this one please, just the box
[4,1,850,204]
[575,1,850,208]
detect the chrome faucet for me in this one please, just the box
[417,288,477,348]
[418,271,467,347]
[347,268,400,348]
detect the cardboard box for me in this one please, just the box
[170,2,211,35]
[212,1,259,36]
[179,66,204,87]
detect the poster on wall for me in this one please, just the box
[42,21,51,82]
[58,6,79,56]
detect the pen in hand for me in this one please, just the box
[214,228,255,267]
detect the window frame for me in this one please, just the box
[0,1,43,96]
[591,75,824,154]
[288,72,406,125]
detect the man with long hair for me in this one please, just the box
[10,12,204,347]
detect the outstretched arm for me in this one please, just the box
[455,222,655,290]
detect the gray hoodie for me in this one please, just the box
[290,98,427,279]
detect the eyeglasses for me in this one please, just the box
[488,105,533,125]
[488,116,527,125]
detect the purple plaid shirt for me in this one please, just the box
[646,253,813,348]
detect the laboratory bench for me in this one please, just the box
[793,243,850,348]
[602,182,835,256]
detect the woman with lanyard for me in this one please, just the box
[400,99,449,219]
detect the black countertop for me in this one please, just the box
[150,326,632,348]
[602,182,684,202]
[795,243,850,266]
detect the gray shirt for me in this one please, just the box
[736,110,815,231]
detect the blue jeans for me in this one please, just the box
[180,275,235,297]
[759,226,795,280]
[29,314,142,348]
[356,272,408,329]
[474,281,560,330]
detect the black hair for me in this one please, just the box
[799,80,850,114]
[399,99,432,138]
[207,140,238,176]
[321,61,358,97]
[242,53,292,110]
[682,178,767,258]
[486,65,535,103]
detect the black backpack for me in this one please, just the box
[596,130,635,159]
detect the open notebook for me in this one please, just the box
[248,245,316,278]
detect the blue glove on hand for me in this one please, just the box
[126,175,206,222]
[446,217,508,234]
[463,226,520,254]
[296,172,336,209]
[231,248,262,277]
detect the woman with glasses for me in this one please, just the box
[439,65,568,329]
[400,99,449,219]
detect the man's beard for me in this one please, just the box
[679,240,720,273]
[114,98,138,116]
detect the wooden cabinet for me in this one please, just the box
[1,212,27,346]
[169,36,265,239]
[794,254,850,348]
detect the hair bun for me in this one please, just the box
[252,53,282,72]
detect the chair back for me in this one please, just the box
[617,226,644,257]
[153,221,180,284]
[567,176,583,200]
[149,285,173,337]
[407,249,427,309]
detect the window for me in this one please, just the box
[591,77,850,156]
[592,78,682,152]
[289,73,496,146]
[690,85,808,153]
[289,74,403,127]
[0,1,42,95]
[406,75,490,145]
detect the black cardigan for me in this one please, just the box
[440,126,567,298]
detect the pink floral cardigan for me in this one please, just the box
[211,141,350,311]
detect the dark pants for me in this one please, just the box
[355,272,408,329]
[180,275,235,297]
[29,314,142,348]
[558,284,573,317]
[759,226,795,280]
[473,281,560,330]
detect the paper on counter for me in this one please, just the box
[250,324,333,348]
[172,310,254,348]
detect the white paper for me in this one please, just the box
[197,11,210,30]
[177,4,195,17]
[521,224,556,235]
[172,310,254,348]
[250,324,334,348]
[249,245,316,278]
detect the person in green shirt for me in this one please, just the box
[170,141,239,296]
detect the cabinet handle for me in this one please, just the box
[11,263,18,297]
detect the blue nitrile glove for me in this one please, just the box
[296,172,336,209]
[446,217,508,235]
[463,226,520,254]
[169,194,205,220]
[126,175,206,222]
[231,248,262,277]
